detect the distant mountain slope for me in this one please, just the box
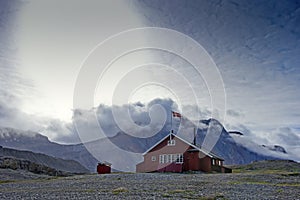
[0,127,98,172]
[0,168,50,181]
[193,119,282,165]
[0,146,89,173]
[1,156,70,177]
[107,118,289,166]
[0,118,291,172]
[83,118,291,171]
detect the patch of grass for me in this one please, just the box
[111,172,134,174]
[0,180,14,184]
[227,176,270,185]
[281,172,300,177]
[164,190,227,200]
[162,193,172,198]
[112,187,128,195]
[228,180,271,185]
[197,193,227,200]
[276,189,283,193]
[197,196,221,200]
[276,183,300,187]
[199,195,227,200]
[232,168,289,174]
[231,160,300,174]
[215,193,227,199]
[168,189,186,194]
[229,180,300,187]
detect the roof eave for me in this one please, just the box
[142,133,224,160]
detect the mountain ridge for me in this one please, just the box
[0,118,292,172]
[0,127,98,172]
[0,145,89,173]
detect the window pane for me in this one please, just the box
[159,155,164,163]
[171,154,176,162]
[167,140,176,146]
[176,154,183,163]
[152,156,156,161]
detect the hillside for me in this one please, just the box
[0,146,89,174]
[231,159,300,174]
[0,127,98,172]
[1,157,71,177]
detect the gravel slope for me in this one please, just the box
[0,172,299,199]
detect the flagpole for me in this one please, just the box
[170,111,172,140]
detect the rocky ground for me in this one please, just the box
[0,170,299,200]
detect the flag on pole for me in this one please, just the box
[170,111,181,139]
[172,111,182,118]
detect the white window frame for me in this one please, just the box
[159,153,183,164]
[159,155,163,163]
[165,154,169,163]
[151,156,156,162]
[167,139,176,146]
[176,154,183,163]
[171,154,176,162]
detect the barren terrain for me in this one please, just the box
[0,170,299,199]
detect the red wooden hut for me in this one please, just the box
[97,162,111,174]
[136,133,231,173]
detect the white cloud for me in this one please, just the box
[136,0,300,149]
[0,0,299,158]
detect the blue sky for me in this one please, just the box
[0,0,299,157]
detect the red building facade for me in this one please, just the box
[136,134,231,173]
[97,162,111,174]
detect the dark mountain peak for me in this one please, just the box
[262,145,287,154]
[198,118,228,138]
[228,131,244,136]
[199,118,212,125]
[199,118,223,127]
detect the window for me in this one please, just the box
[176,154,183,163]
[159,155,164,163]
[159,154,183,164]
[171,154,176,162]
[151,156,156,161]
[167,140,176,146]
[212,159,215,165]
[165,154,169,163]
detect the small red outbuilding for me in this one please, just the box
[97,162,111,174]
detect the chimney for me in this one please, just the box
[193,127,196,145]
